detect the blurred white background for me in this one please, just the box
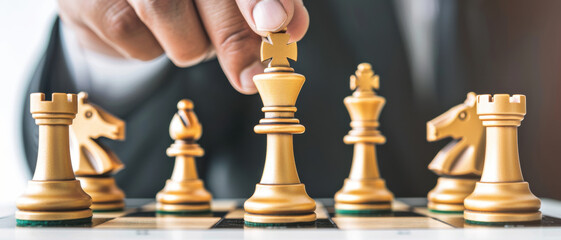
[0,0,57,203]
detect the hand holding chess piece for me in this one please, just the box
[243,31,316,226]
[16,93,92,226]
[70,92,126,212]
[156,99,212,214]
[334,63,394,215]
[426,92,485,213]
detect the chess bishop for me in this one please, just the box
[156,99,212,214]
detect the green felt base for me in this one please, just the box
[335,208,392,216]
[465,219,542,226]
[244,220,316,227]
[429,209,464,214]
[16,217,92,227]
[156,210,211,215]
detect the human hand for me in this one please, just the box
[58,0,309,94]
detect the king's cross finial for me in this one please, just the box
[350,63,379,93]
[261,32,297,67]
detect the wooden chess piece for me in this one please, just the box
[464,94,541,224]
[156,99,212,214]
[70,92,126,212]
[426,92,485,213]
[16,93,92,226]
[244,31,316,225]
[334,63,394,214]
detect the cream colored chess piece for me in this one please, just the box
[464,94,541,224]
[70,92,126,212]
[334,63,394,214]
[16,93,92,226]
[426,92,485,213]
[244,31,316,225]
[156,99,212,214]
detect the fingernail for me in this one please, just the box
[240,61,263,94]
[253,0,287,32]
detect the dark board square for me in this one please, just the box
[212,218,338,229]
[326,206,423,218]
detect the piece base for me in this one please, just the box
[244,212,316,224]
[464,210,542,223]
[16,217,92,227]
[334,202,392,212]
[427,201,465,213]
[156,210,212,215]
[92,208,124,213]
[244,220,316,227]
[335,208,392,216]
[156,202,211,213]
[428,209,464,214]
[465,219,542,226]
[15,209,93,221]
[91,201,125,212]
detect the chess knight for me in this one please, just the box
[70,92,126,212]
[426,92,485,213]
[334,63,394,214]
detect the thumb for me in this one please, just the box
[236,0,309,42]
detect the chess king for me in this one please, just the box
[334,63,394,214]
[464,94,541,224]
[244,31,316,225]
[16,93,92,226]
[70,92,126,212]
[426,92,485,213]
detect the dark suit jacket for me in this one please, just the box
[22,0,561,200]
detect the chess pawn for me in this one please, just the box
[464,94,541,224]
[16,93,92,226]
[426,92,485,213]
[244,31,316,225]
[334,63,394,214]
[156,99,212,214]
[70,92,126,212]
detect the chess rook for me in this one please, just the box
[426,92,485,213]
[16,93,92,226]
[334,63,394,214]
[70,92,126,212]
[156,99,212,214]
[244,31,316,225]
[464,94,541,224]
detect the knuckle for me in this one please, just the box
[130,0,180,20]
[102,3,144,41]
[216,25,255,57]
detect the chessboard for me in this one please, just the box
[2,198,561,239]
